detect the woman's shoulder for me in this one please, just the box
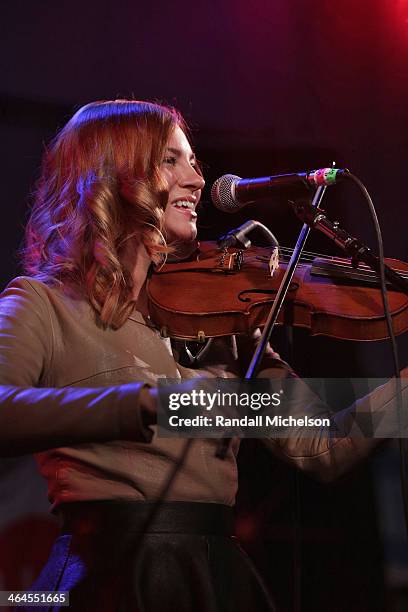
[1,276,64,308]
[0,276,90,323]
[3,275,83,301]
[3,274,54,294]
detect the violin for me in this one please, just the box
[147,241,408,342]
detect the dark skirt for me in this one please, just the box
[28,501,276,612]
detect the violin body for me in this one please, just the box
[147,241,408,342]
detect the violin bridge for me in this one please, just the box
[268,246,280,277]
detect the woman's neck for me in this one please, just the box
[123,239,152,303]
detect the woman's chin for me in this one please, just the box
[165,223,197,244]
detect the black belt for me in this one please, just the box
[59,500,235,536]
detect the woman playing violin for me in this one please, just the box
[0,100,407,612]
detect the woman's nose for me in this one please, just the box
[179,164,205,191]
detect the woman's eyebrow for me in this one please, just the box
[166,147,196,161]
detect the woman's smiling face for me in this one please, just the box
[161,125,205,243]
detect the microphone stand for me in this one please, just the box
[245,184,328,379]
[216,184,327,460]
[216,185,327,462]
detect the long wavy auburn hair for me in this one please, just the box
[22,100,190,329]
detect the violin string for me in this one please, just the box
[279,250,322,264]
[308,257,408,278]
[279,246,330,260]
[257,246,408,279]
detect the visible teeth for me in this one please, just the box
[174,200,194,209]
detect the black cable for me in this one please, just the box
[346,173,408,538]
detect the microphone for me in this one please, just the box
[211,168,349,213]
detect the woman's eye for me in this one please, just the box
[163,156,177,166]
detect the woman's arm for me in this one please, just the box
[0,278,156,457]
[225,329,408,481]
[262,370,408,482]
[0,384,156,457]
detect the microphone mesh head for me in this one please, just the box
[211,174,242,213]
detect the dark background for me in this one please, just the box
[1,1,408,610]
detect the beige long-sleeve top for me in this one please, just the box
[0,277,406,508]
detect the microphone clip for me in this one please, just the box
[218,220,254,250]
[217,220,279,250]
